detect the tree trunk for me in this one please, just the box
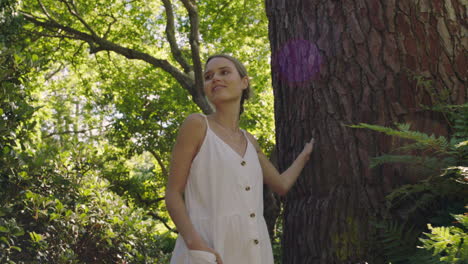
[265,0,466,263]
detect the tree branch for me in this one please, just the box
[134,193,176,233]
[21,12,194,89]
[162,0,192,73]
[148,149,168,178]
[20,2,214,114]
[180,0,205,101]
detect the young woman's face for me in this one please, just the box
[204,57,248,105]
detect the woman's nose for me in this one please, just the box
[212,73,222,82]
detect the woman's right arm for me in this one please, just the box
[165,114,208,249]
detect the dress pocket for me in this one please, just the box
[188,250,217,264]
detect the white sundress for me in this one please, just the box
[169,114,274,264]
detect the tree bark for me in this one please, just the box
[265,0,466,263]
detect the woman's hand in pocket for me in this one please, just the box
[205,248,222,264]
[189,247,222,264]
[188,241,222,264]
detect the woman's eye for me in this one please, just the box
[204,74,212,80]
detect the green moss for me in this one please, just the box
[332,216,364,261]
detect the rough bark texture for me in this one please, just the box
[265,0,466,263]
[263,148,281,237]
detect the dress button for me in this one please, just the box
[254,239,259,245]
[245,186,251,191]
[241,160,246,166]
[250,213,256,218]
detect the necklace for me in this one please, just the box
[212,117,242,141]
[212,117,247,165]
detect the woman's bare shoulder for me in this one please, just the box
[183,113,206,127]
[177,113,207,143]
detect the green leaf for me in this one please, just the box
[29,232,43,243]
[0,236,10,246]
[3,146,10,154]
[12,229,24,236]
[11,246,22,252]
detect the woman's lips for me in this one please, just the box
[212,85,226,92]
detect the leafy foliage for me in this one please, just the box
[2,0,275,262]
[1,2,170,263]
[419,212,468,263]
[352,104,468,263]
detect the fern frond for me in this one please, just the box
[373,220,423,263]
[350,123,451,154]
[418,218,468,263]
[455,140,468,148]
[408,249,443,264]
[370,155,446,172]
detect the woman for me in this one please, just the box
[165,54,315,264]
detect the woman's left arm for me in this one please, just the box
[246,133,315,196]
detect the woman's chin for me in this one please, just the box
[209,95,240,106]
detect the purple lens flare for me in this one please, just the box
[276,39,323,83]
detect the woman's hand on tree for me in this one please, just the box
[300,137,315,161]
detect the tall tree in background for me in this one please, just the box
[266,0,466,263]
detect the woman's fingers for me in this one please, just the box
[204,248,222,264]
[211,250,223,264]
[305,137,315,152]
[215,253,223,264]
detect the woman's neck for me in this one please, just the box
[212,102,240,131]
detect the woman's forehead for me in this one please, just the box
[205,57,235,72]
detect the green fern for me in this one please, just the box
[350,123,452,155]
[351,103,467,264]
[369,154,446,172]
[418,213,468,263]
[428,104,468,139]
[373,220,437,263]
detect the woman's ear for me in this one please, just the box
[241,76,249,90]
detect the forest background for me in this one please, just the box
[1,0,466,263]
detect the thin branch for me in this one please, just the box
[134,192,175,233]
[43,123,113,138]
[148,149,168,177]
[102,13,117,39]
[19,9,49,22]
[37,0,53,20]
[59,0,98,37]
[34,31,81,40]
[72,41,86,59]
[44,64,64,81]
[147,211,177,233]
[162,0,192,73]
[213,0,232,24]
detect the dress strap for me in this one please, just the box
[201,113,210,130]
[241,129,250,144]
